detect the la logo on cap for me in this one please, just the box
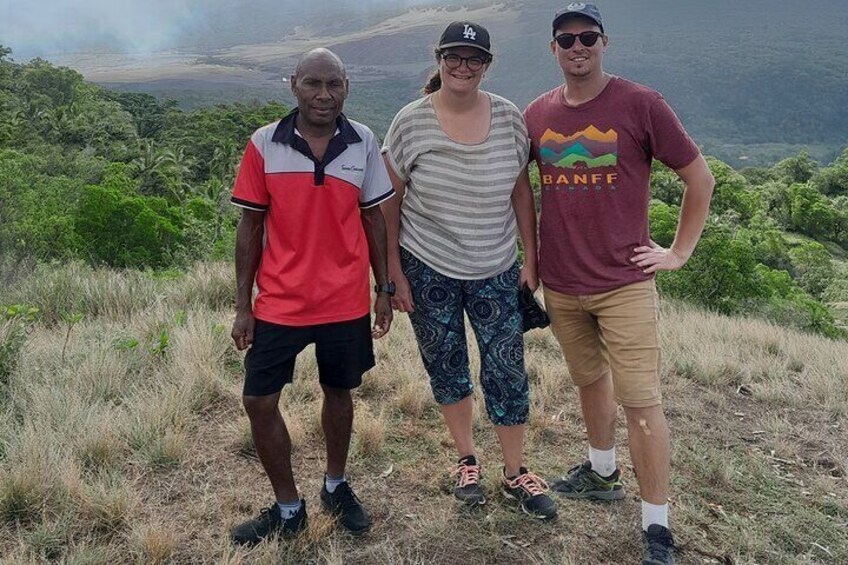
[567,2,586,10]
[463,24,477,40]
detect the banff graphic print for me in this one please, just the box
[539,126,619,191]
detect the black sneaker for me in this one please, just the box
[230,500,307,546]
[320,481,371,535]
[551,461,625,501]
[501,467,558,520]
[642,524,676,565]
[452,455,486,507]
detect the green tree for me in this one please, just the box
[788,241,836,299]
[786,182,840,240]
[107,91,175,139]
[739,214,793,272]
[772,150,818,184]
[648,200,679,247]
[0,150,83,260]
[707,157,760,221]
[75,172,184,268]
[649,161,683,206]
[811,148,848,197]
[657,224,765,314]
[161,102,288,183]
[132,141,193,201]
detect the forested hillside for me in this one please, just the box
[1,49,847,338]
[0,47,284,270]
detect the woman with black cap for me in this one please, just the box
[380,21,556,519]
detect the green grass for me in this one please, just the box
[0,262,846,564]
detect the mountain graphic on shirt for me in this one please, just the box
[539,126,618,168]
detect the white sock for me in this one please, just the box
[324,474,346,493]
[276,499,302,520]
[589,446,616,477]
[642,500,669,531]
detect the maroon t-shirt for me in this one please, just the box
[524,77,700,295]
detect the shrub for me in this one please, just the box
[0,305,37,387]
[788,241,836,298]
[75,183,183,269]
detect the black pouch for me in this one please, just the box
[518,285,550,333]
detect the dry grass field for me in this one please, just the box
[0,262,846,564]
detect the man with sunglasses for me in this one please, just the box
[524,4,714,564]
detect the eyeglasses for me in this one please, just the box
[554,31,604,49]
[440,53,490,72]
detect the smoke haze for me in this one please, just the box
[0,0,444,57]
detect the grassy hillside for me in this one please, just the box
[1,49,847,563]
[0,263,846,564]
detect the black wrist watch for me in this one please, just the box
[374,282,396,296]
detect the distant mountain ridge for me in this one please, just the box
[24,0,848,167]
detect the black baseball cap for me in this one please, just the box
[438,21,492,56]
[552,2,604,35]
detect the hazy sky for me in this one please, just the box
[0,0,222,55]
[0,0,444,57]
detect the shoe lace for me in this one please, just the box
[334,483,362,511]
[566,462,586,476]
[452,461,481,488]
[257,505,277,525]
[566,461,594,477]
[509,471,549,497]
[646,531,675,560]
[565,461,612,486]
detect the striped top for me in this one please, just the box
[382,92,530,279]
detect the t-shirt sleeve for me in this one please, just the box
[514,109,531,168]
[360,132,395,209]
[522,106,539,163]
[381,108,410,182]
[230,138,269,211]
[647,96,700,170]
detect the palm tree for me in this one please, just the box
[132,141,187,200]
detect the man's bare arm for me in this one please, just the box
[232,209,265,350]
[361,205,389,287]
[361,205,393,338]
[631,155,715,273]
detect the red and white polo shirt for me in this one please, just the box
[230,110,394,326]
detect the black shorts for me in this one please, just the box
[243,314,375,396]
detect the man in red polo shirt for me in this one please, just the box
[228,48,395,545]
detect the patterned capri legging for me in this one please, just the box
[401,247,529,426]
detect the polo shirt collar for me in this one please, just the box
[271,108,361,145]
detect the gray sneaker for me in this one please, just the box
[550,461,625,501]
[642,524,675,565]
[501,467,558,520]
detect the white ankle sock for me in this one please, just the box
[324,474,346,493]
[589,446,616,477]
[276,499,302,520]
[642,500,669,531]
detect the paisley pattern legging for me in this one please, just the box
[401,247,529,426]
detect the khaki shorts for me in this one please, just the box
[544,279,661,408]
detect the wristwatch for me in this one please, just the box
[374,282,396,296]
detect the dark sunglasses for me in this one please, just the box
[554,31,603,49]
[440,52,490,72]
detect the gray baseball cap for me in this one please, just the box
[552,2,604,36]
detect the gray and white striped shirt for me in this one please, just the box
[383,92,530,279]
